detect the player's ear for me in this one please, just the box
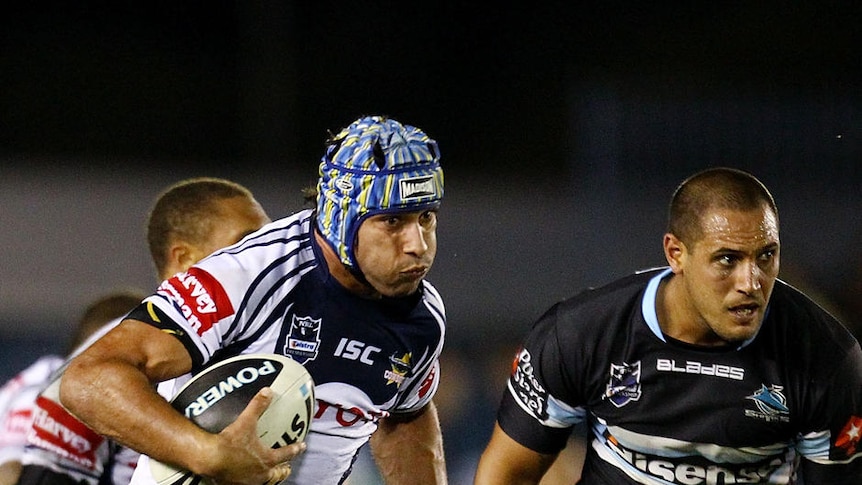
[663,233,686,274]
[169,241,197,274]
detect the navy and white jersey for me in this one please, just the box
[128,209,446,485]
[18,318,140,485]
[499,268,862,484]
[0,355,63,468]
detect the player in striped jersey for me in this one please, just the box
[61,116,449,485]
[475,167,862,484]
[0,290,148,485]
[16,177,270,485]
[0,356,62,485]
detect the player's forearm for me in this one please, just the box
[473,424,554,485]
[59,318,218,474]
[60,353,216,475]
[370,402,448,485]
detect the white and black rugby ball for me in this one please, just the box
[150,353,315,485]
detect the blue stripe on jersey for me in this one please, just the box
[795,430,831,462]
[641,268,670,343]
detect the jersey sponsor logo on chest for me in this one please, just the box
[334,338,381,365]
[314,399,387,427]
[656,358,745,381]
[604,432,787,484]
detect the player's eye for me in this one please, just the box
[419,210,437,227]
[716,254,738,266]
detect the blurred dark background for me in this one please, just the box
[2,3,861,483]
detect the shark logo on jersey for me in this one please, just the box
[603,361,642,408]
[744,384,790,422]
[284,315,322,363]
[384,352,412,386]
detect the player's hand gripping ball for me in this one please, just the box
[149,354,315,485]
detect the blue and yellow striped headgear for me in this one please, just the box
[316,116,444,269]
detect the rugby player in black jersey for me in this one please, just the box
[475,167,862,484]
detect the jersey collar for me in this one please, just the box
[641,267,760,350]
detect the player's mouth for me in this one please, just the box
[401,266,429,279]
[728,302,761,323]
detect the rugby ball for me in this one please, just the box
[150,354,315,485]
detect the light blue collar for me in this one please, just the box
[640,268,758,350]
[642,268,672,342]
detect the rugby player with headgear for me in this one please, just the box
[60,116,448,485]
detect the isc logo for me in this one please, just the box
[333,338,381,365]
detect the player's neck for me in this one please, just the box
[314,230,381,299]
[657,275,725,347]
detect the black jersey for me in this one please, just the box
[499,268,862,484]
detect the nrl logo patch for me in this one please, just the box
[284,315,322,363]
[399,175,437,200]
[603,361,642,408]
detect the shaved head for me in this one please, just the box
[667,167,778,247]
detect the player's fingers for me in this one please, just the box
[270,441,306,465]
[261,462,292,485]
[240,386,274,420]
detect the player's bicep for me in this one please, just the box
[80,318,192,382]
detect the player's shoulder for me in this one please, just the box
[556,267,661,315]
[768,280,859,351]
[232,209,314,249]
[201,209,316,270]
[533,268,662,338]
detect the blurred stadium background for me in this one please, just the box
[2,3,860,483]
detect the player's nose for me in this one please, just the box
[402,220,429,256]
